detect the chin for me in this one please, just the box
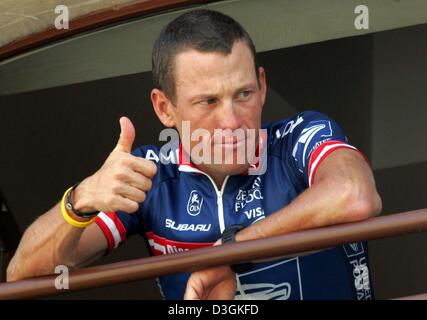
[206,163,250,176]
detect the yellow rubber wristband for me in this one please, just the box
[61,187,96,228]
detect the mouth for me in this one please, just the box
[214,137,246,148]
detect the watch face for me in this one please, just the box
[222,224,245,244]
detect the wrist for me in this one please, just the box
[221,224,254,274]
[61,187,96,228]
[72,180,98,214]
[66,182,99,218]
[66,207,94,223]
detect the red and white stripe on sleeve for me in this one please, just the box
[307,140,358,187]
[95,211,126,252]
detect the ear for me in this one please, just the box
[258,66,267,107]
[151,88,176,127]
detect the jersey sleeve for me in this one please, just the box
[95,210,142,253]
[287,111,359,187]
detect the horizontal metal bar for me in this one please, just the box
[1,209,426,299]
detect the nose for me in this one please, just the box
[217,99,241,131]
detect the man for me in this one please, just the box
[7,9,381,300]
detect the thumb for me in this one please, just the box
[114,116,135,153]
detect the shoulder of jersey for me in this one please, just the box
[266,111,313,143]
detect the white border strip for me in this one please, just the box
[98,211,122,248]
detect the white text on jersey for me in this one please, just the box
[165,219,211,232]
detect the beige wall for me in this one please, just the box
[368,23,427,299]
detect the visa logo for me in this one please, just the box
[244,207,265,220]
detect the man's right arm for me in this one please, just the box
[6,202,107,281]
[7,117,156,282]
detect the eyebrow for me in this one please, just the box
[234,83,258,92]
[189,83,257,102]
[190,93,218,102]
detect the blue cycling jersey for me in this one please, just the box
[95,111,373,300]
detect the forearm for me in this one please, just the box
[236,151,382,242]
[7,203,86,281]
[237,183,365,242]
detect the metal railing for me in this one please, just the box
[0,209,426,299]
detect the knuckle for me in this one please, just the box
[141,160,157,177]
[138,176,152,191]
[111,182,122,194]
[138,191,146,203]
[113,171,127,181]
[148,161,158,176]
[145,179,153,191]
[127,201,139,213]
[134,158,157,177]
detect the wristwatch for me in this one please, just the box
[65,183,99,218]
[221,224,254,274]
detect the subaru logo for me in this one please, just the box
[187,190,203,216]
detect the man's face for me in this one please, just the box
[168,41,266,177]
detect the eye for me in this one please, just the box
[238,90,253,100]
[200,97,218,105]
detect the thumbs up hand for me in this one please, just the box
[72,117,157,214]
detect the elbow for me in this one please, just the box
[6,247,54,282]
[6,258,21,282]
[371,191,383,217]
[6,252,34,282]
[6,270,19,283]
[346,187,382,222]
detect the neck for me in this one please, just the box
[211,173,227,190]
[196,164,227,190]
